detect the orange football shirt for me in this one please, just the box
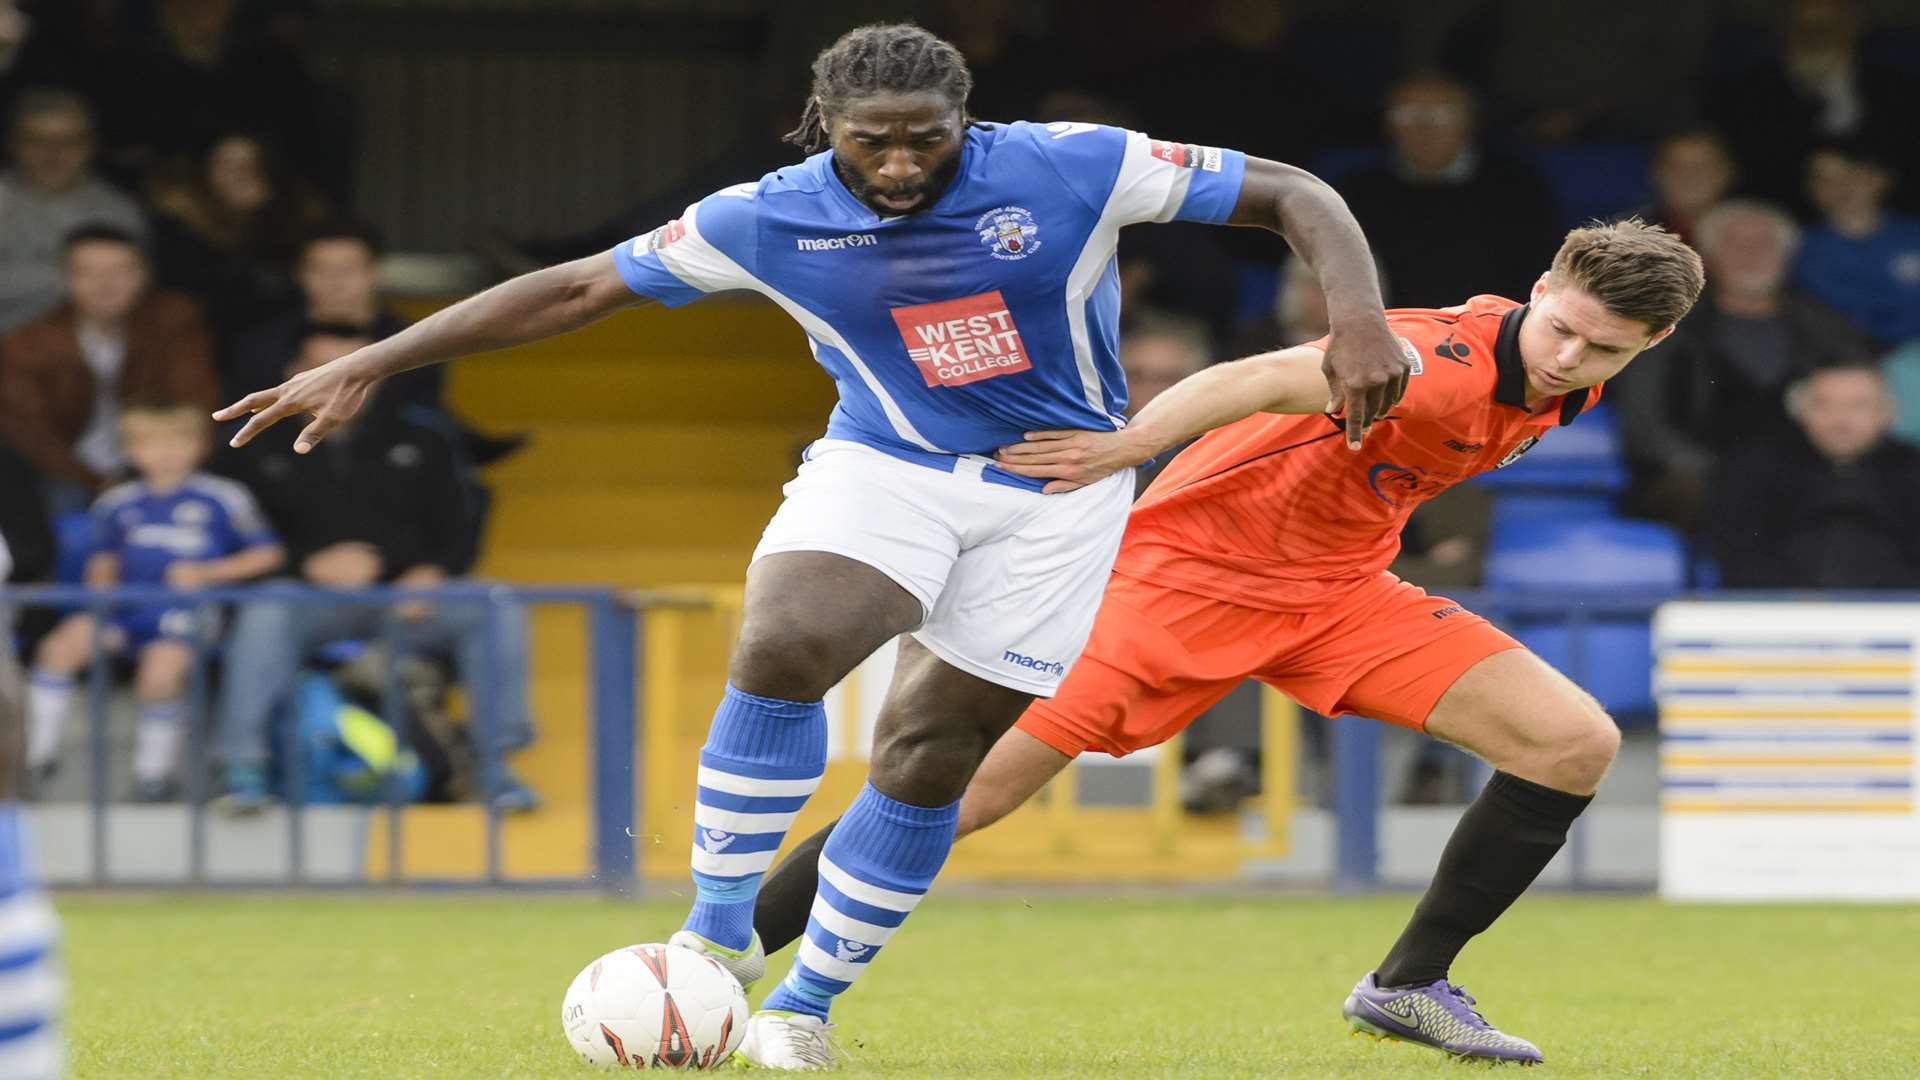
[1115,295,1600,611]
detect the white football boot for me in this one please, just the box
[666,928,766,990]
[739,1010,843,1071]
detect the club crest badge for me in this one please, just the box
[976,206,1041,261]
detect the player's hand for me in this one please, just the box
[1322,318,1410,451]
[215,351,378,453]
[994,429,1152,494]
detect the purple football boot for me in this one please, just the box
[1343,971,1543,1064]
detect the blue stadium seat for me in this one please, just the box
[52,512,93,584]
[1512,621,1659,717]
[1483,516,1686,592]
[1528,142,1652,230]
[1487,493,1614,535]
[1482,517,1686,721]
[1472,401,1627,495]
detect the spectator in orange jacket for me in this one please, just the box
[0,224,217,513]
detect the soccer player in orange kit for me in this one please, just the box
[749,218,1704,1063]
[970,219,1705,1062]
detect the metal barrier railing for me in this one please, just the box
[1329,589,1920,891]
[0,583,678,894]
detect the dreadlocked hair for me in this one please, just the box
[784,23,974,153]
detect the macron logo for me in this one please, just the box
[797,233,878,251]
[1002,650,1066,677]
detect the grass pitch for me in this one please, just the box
[62,892,1920,1078]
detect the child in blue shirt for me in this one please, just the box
[25,401,282,800]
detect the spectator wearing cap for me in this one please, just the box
[0,224,216,513]
[1793,140,1920,349]
[0,88,146,333]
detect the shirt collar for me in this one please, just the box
[1492,301,1589,426]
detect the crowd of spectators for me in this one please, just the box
[3,0,1920,810]
[0,0,525,809]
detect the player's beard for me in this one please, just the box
[833,150,963,217]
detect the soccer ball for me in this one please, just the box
[561,943,748,1070]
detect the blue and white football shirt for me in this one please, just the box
[612,122,1247,489]
[90,473,278,585]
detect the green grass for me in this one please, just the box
[60,893,1920,1078]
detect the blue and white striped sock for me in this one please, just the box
[760,782,956,1020]
[0,805,63,1080]
[681,684,826,952]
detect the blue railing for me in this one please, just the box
[0,583,652,894]
[1329,588,1920,891]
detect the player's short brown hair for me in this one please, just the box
[1548,218,1705,333]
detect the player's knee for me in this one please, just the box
[869,726,982,808]
[727,622,842,702]
[34,619,90,671]
[1549,703,1619,793]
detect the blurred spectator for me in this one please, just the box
[24,401,280,800]
[1705,0,1920,215]
[1334,72,1560,308]
[1793,140,1920,349]
[232,220,523,467]
[212,329,534,814]
[1706,362,1920,588]
[1122,0,1350,167]
[1227,254,1389,358]
[0,88,145,333]
[1119,311,1212,494]
[147,131,325,335]
[97,0,349,200]
[1628,129,1737,245]
[0,224,216,513]
[1609,200,1873,528]
[226,221,425,403]
[1885,339,1920,447]
[929,0,1067,125]
[0,436,51,588]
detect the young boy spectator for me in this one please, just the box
[25,401,281,801]
[0,224,217,513]
[1793,140,1920,348]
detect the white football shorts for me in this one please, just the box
[751,439,1134,696]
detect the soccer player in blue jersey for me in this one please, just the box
[0,532,63,1078]
[217,23,1406,1068]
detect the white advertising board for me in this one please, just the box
[1655,602,1920,900]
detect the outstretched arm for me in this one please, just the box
[216,253,650,452]
[996,346,1328,492]
[1229,157,1403,448]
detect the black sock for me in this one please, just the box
[751,818,837,955]
[1375,771,1592,989]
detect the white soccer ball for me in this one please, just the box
[561,943,748,1070]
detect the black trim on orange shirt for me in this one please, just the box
[1492,302,1531,409]
[1490,300,1591,426]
